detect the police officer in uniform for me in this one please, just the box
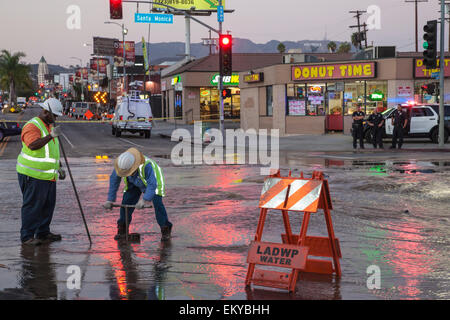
[390,104,408,149]
[367,107,385,149]
[352,105,365,149]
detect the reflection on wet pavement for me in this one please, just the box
[0,156,449,300]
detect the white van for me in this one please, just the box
[112,90,153,139]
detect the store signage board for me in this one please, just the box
[414,58,450,78]
[171,75,181,86]
[153,0,225,11]
[135,13,173,24]
[210,73,240,86]
[397,86,412,97]
[370,92,384,101]
[244,73,264,83]
[292,62,376,81]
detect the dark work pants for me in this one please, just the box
[18,173,56,242]
[352,124,364,148]
[392,126,404,148]
[117,184,172,230]
[372,127,384,148]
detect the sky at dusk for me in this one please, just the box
[0,0,444,67]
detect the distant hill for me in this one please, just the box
[136,38,353,63]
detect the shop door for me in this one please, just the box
[325,89,343,131]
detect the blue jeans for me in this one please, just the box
[117,184,171,230]
[18,173,56,242]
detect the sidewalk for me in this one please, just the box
[152,120,450,153]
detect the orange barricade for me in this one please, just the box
[245,170,342,293]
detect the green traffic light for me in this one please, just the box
[423,41,429,49]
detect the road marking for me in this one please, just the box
[61,132,75,149]
[118,138,145,148]
[0,137,10,157]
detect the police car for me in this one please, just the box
[364,103,450,144]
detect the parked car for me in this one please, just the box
[363,104,450,144]
[0,120,21,142]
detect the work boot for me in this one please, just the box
[37,232,62,243]
[114,224,126,241]
[161,225,172,241]
[22,238,42,246]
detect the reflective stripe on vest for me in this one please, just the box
[16,117,60,181]
[123,157,166,197]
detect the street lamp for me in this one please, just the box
[70,56,85,102]
[83,43,101,91]
[105,21,128,94]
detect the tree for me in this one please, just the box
[337,42,351,53]
[327,41,337,53]
[0,50,31,106]
[351,32,360,49]
[277,42,286,54]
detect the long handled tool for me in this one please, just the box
[47,104,92,245]
[112,204,152,243]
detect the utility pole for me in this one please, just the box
[349,10,367,50]
[405,0,429,52]
[439,0,446,147]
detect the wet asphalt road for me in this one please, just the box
[0,107,449,300]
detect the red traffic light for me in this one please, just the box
[222,89,232,98]
[220,35,232,47]
[110,0,123,20]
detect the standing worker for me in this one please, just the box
[390,104,408,149]
[352,105,365,149]
[367,107,385,149]
[103,148,173,241]
[16,98,65,246]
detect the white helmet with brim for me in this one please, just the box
[39,98,63,116]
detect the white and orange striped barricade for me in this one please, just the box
[245,170,342,293]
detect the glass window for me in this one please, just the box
[306,84,325,116]
[414,81,438,104]
[200,88,219,120]
[412,108,426,117]
[266,86,273,116]
[343,81,365,115]
[287,84,306,116]
[366,81,387,114]
[327,84,343,115]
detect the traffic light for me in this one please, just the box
[110,0,123,20]
[219,34,232,77]
[222,89,232,98]
[423,20,437,69]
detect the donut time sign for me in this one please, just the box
[292,62,376,81]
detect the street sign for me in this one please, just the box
[217,5,224,22]
[431,71,440,79]
[135,13,173,24]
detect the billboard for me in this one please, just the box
[114,41,135,67]
[93,37,117,56]
[90,58,109,76]
[153,0,225,11]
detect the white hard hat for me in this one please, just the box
[114,148,144,177]
[39,98,63,116]
[117,152,135,171]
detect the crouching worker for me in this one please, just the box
[103,148,173,241]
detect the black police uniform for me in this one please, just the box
[391,109,407,149]
[352,110,365,149]
[367,112,384,148]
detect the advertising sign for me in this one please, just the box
[414,58,450,78]
[93,37,116,56]
[90,58,109,75]
[397,86,412,97]
[114,41,136,67]
[210,73,239,86]
[153,0,225,11]
[292,62,376,81]
[244,73,264,83]
[288,100,306,116]
[142,37,150,75]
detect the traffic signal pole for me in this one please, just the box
[219,0,224,137]
[439,0,445,147]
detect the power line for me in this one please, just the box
[404,0,429,52]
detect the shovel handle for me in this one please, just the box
[112,204,153,209]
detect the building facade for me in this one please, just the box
[239,54,450,136]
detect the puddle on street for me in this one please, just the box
[0,156,449,300]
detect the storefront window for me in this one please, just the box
[286,84,306,116]
[200,87,240,120]
[343,81,365,115]
[366,81,387,114]
[327,84,343,115]
[266,86,273,116]
[306,84,325,116]
[414,80,438,104]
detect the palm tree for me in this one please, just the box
[277,42,286,54]
[0,50,32,106]
[327,41,337,53]
[337,42,351,53]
